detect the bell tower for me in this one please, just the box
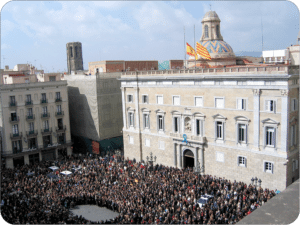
[66,42,84,74]
[200,11,223,42]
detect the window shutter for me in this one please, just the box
[200,120,204,137]
[265,100,269,111]
[214,122,217,140]
[163,116,165,131]
[245,125,248,144]
[273,129,276,147]
[273,101,276,113]
[237,99,242,109]
[271,163,274,174]
[245,158,247,167]
[243,99,246,110]
[237,157,239,166]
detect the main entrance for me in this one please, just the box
[183,149,194,168]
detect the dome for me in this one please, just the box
[202,10,220,22]
[199,40,235,58]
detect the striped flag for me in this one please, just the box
[92,141,99,154]
[186,43,198,60]
[196,42,211,60]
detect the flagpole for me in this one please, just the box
[194,24,196,69]
[184,26,186,69]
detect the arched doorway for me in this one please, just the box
[183,149,194,168]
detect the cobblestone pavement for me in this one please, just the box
[70,205,120,222]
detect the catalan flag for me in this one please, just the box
[186,43,198,60]
[196,42,211,60]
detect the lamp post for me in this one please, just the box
[251,177,254,186]
[258,179,262,188]
[254,177,258,187]
[146,152,157,167]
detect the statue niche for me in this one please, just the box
[184,117,192,133]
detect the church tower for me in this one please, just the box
[200,11,224,42]
[66,42,84,74]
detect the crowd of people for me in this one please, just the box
[1,154,277,224]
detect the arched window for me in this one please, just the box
[75,46,78,58]
[205,25,209,38]
[70,47,73,57]
[216,25,220,38]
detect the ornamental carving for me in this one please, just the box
[252,89,261,96]
[184,117,192,132]
[280,89,288,96]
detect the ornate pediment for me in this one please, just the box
[234,116,250,122]
[193,112,206,118]
[261,118,280,125]
[212,114,227,120]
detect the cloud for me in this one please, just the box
[1,19,16,36]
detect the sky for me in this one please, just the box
[1,0,299,73]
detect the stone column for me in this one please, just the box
[174,143,177,167]
[200,145,204,175]
[178,144,182,168]
[253,89,261,150]
[24,154,29,165]
[195,146,198,172]
[134,87,140,129]
[121,87,127,128]
[55,149,59,159]
[5,158,14,169]
[281,89,289,152]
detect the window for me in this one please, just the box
[157,95,163,105]
[265,127,276,147]
[26,94,31,103]
[29,122,34,132]
[173,117,180,133]
[265,100,276,113]
[216,121,223,139]
[195,97,203,107]
[127,94,133,103]
[292,160,299,172]
[43,120,49,130]
[10,96,16,103]
[142,95,148,104]
[205,25,209,38]
[195,119,203,136]
[159,141,165,150]
[41,93,46,101]
[129,136,134,144]
[42,106,47,114]
[70,47,73,57]
[291,99,298,111]
[75,46,78,58]
[11,112,17,122]
[264,162,273,173]
[49,76,56,81]
[158,115,164,131]
[215,98,224,108]
[57,118,63,130]
[216,25,220,38]
[12,124,19,134]
[27,108,33,116]
[237,98,246,110]
[238,156,246,167]
[143,114,150,129]
[12,140,22,152]
[145,138,150,147]
[238,124,247,143]
[173,96,180,106]
[128,112,134,127]
[57,105,62,112]
[56,92,61,100]
[291,125,297,146]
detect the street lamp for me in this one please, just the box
[251,177,254,185]
[146,152,157,165]
[258,179,262,187]
[254,177,258,187]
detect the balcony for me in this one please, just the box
[26,130,38,137]
[9,116,19,123]
[9,101,17,107]
[13,148,23,154]
[26,114,35,121]
[10,132,22,140]
[169,133,206,144]
[55,111,64,116]
[40,99,48,104]
[41,113,50,118]
[41,128,52,135]
[55,97,62,102]
[56,125,66,133]
[25,101,33,106]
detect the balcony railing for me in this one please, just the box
[41,128,52,135]
[26,114,35,121]
[10,132,22,139]
[9,116,19,123]
[40,99,48,104]
[55,97,62,102]
[26,130,38,137]
[9,101,17,107]
[41,113,50,118]
[25,101,33,106]
[56,125,66,132]
[13,148,23,154]
[55,111,64,116]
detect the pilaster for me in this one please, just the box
[253,89,261,150]
[281,89,289,152]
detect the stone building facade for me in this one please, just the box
[66,42,84,74]
[120,11,299,191]
[0,81,72,168]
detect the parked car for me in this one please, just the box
[197,194,214,207]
